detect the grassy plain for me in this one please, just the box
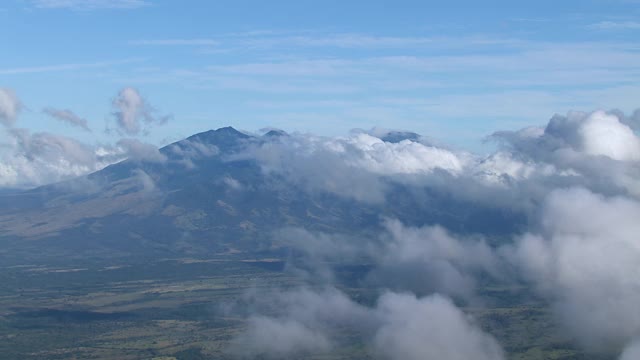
[0,257,601,359]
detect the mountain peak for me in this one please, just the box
[214,126,246,136]
[185,126,250,143]
[263,129,288,138]
[379,130,421,143]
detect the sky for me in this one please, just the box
[2,0,640,151]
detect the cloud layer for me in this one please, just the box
[511,188,640,353]
[231,288,504,360]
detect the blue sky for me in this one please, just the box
[2,0,640,151]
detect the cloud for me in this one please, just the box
[235,132,471,203]
[0,129,168,188]
[0,59,143,75]
[226,108,640,357]
[489,110,640,198]
[230,287,368,358]
[369,219,502,300]
[0,128,124,188]
[131,169,157,192]
[589,21,640,30]
[509,188,640,353]
[548,110,640,161]
[110,87,170,136]
[620,340,640,360]
[279,217,504,301]
[0,88,21,127]
[129,39,218,46]
[31,0,150,10]
[165,138,219,169]
[491,110,640,167]
[374,292,505,360]
[612,108,640,132]
[116,138,166,163]
[43,107,91,131]
[230,287,504,360]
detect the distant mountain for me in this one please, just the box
[379,130,421,143]
[0,127,524,262]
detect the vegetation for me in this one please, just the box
[0,256,596,359]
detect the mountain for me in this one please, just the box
[0,127,524,263]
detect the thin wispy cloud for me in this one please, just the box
[130,39,219,46]
[0,58,143,75]
[43,107,91,131]
[589,21,640,30]
[31,0,150,10]
[226,33,523,50]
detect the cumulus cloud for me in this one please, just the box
[374,293,504,360]
[488,110,640,199]
[279,218,503,301]
[509,188,640,353]
[111,87,170,136]
[576,111,640,161]
[165,138,219,169]
[491,110,640,162]
[43,107,91,131]
[0,128,124,188]
[369,219,502,300]
[237,131,471,203]
[230,287,368,358]
[612,108,640,132]
[230,287,504,360]
[0,129,166,189]
[116,138,166,163]
[236,316,332,358]
[0,88,21,127]
[229,109,640,358]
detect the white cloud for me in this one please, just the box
[374,293,505,360]
[589,21,640,30]
[372,219,501,300]
[231,287,504,360]
[510,188,640,352]
[233,316,332,358]
[236,132,471,203]
[111,87,170,136]
[0,88,21,127]
[130,39,218,46]
[489,110,640,197]
[0,59,143,75]
[116,138,166,163]
[31,0,150,10]
[0,128,124,188]
[577,111,640,161]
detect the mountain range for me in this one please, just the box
[0,127,523,263]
